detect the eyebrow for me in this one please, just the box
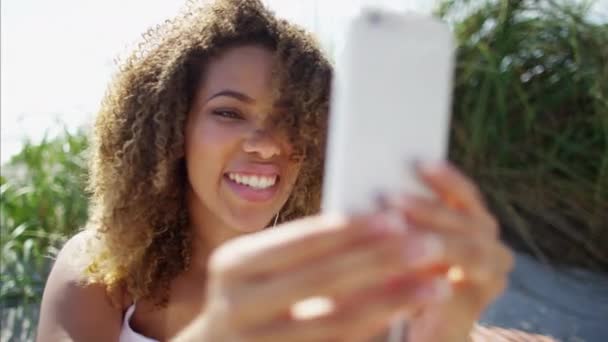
[205,90,255,104]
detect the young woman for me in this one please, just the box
[37,0,513,341]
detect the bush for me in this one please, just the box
[439,0,608,271]
[0,129,89,305]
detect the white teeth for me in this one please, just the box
[260,177,269,188]
[228,173,277,189]
[251,176,261,188]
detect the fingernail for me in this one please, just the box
[377,194,415,213]
[403,233,443,265]
[418,160,447,175]
[375,193,389,209]
[370,212,407,235]
[415,278,452,300]
[406,158,420,172]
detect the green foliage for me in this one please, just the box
[1,129,89,305]
[438,0,608,270]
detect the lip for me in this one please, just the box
[223,163,281,203]
[223,174,280,202]
[226,163,280,176]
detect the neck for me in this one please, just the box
[186,188,244,270]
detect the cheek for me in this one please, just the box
[186,118,241,185]
[284,159,304,192]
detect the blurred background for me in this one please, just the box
[1,0,607,340]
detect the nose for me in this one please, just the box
[242,129,281,160]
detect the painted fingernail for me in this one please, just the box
[375,193,389,209]
[418,160,447,175]
[370,212,407,234]
[403,233,443,265]
[381,194,411,211]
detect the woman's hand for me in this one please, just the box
[176,161,512,342]
[386,162,514,341]
[185,213,450,342]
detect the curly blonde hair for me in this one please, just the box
[84,0,333,305]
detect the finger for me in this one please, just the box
[330,277,450,342]
[249,277,450,342]
[448,275,509,319]
[232,221,460,327]
[209,213,387,282]
[410,231,513,317]
[231,220,411,325]
[427,233,514,287]
[416,161,488,215]
[394,196,499,238]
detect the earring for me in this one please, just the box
[273,212,280,227]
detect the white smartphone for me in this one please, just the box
[322,8,455,215]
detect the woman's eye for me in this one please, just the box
[212,110,242,120]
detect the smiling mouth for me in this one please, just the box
[225,172,280,190]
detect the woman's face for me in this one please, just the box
[185,45,302,234]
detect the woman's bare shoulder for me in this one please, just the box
[36,230,127,342]
[46,230,94,281]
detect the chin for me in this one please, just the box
[225,211,275,233]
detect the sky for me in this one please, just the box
[1,0,606,163]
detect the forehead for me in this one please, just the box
[200,45,276,99]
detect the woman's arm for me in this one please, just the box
[470,323,558,342]
[36,232,123,342]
